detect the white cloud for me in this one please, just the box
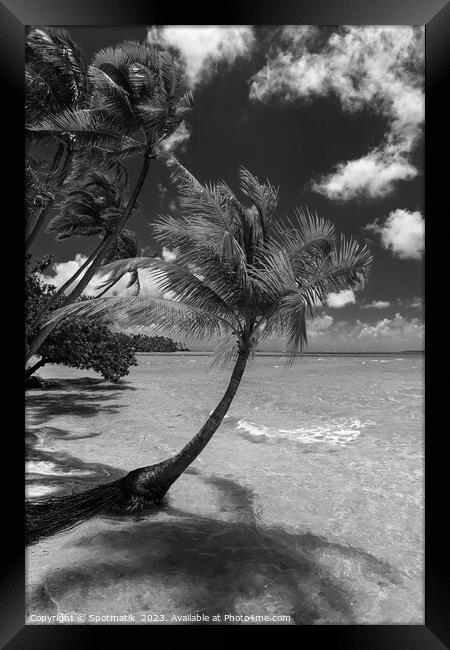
[162,246,177,262]
[40,254,163,299]
[148,26,255,89]
[368,209,424,259]
[311,149,417,200]
[327,289,356,308]
[356,312,424,340]
[39,254,96,294]
[307,314,334,337]
[263,311,424,351]
[158,121,191,156]
[362,300,391,309]
[306,312,423,350]
[403,296,423,309]
[250,26,424,200]
[309,314,334,331]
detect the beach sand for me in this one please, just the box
[25,354,424,625]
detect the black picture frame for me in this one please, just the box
[4,1,449,647]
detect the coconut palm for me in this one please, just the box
[26,170,140,359]
[25,26,137,252]
[94,229,142,298]
[26,162,372,544]
[25,26,93,250]
[25,35,193,362]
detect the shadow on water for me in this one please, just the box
[28,473,403,625]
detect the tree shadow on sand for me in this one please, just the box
[26,377,137,424]
[28,473,404,625]
[26,427,127,499]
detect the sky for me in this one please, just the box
[33,25,425,352]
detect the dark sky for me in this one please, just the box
[32,26,425,352]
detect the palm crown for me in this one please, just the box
[46,169,129,240]
[26,26,91,129]
[29,38,193,158]
[48,160,373,363]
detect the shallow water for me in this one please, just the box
[26,354,424,625]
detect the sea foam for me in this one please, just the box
[26,460,93,477]
[236,417,365,447]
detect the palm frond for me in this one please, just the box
[27,108,142,151]
[209,334,240,369]
[42,161,373,364]
[274,208,336,264]
[239,167,279,236]
[26,26,91,123]
[45,295,232,342]
[95,256,241,330]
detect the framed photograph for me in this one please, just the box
[3,0,448,646]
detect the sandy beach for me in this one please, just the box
[25,353,424,625]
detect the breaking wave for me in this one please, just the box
[235,417,366,447]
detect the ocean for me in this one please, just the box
[26,353,424,624]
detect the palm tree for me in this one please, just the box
[26,161,372,544]
[25,170,140,359]
[25,35,193,362]
[25,26,93,251]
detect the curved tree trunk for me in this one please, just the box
[25,143,72,254]
[26,347,250,545]
[30,236,107,326]
[25,153,152,366]
[25,358,47,379]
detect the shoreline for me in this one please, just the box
[135,351,424,357]
[26,356,424,624]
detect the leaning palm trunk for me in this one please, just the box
[25,357,47,379]
[25,144,74,253]
[26,162,372,546]
[31,237,107,325]
[25,154,152,364]
[26,347,249,545]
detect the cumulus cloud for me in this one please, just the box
[148,26,255,89]
[264,310,424,351]
[306,312,423,350]
[158,121,191,156]
[311,314,334,330]
[327,289,356,308]
[307,314,334,337]
[39,254,163,300]
[312,150,417,200]
[400,296,423,309]
[355,312,424,339]
[162,246,177,262]
[367,209,424,259]
[362,300,391,309]
[39,254,95,294]
[250,26,424,200]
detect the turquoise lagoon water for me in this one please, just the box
[26,353,424,624]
